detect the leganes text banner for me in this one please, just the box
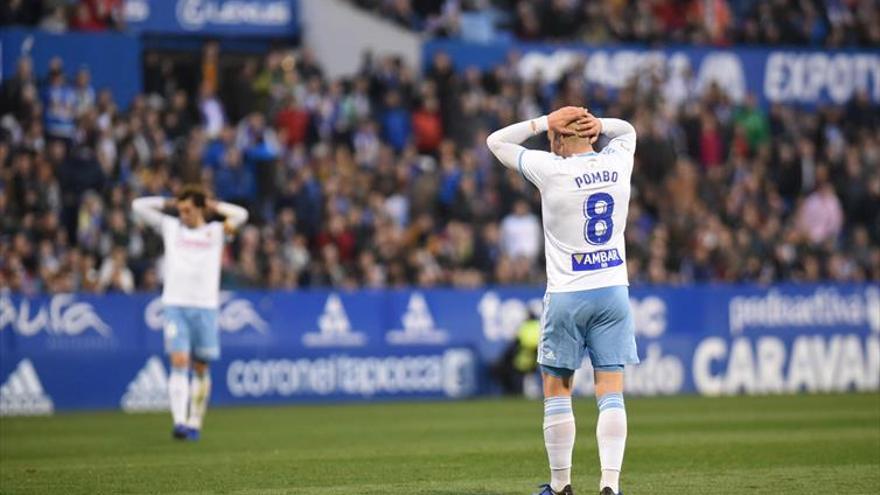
[0,284,877,414]
[123,0,298,37]
[423,40,880,107]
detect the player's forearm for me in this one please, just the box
[132,196,165,211]
[486,116,548,169]
[131,196,167,229]
[215,201,249,230]
[598,118,637,154]
[599,118,635,140]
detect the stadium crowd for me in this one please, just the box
[0,0,124,32]
[4,0,879,46]
[349,0,880,46]
[1,40,879,294]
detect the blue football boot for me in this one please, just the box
[186,428,201,441]
[600,488,622,495]
[172,424,189,440]
[534,484,574,495]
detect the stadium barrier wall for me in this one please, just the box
[300,0,422,79]
[423,40,880,108]
[1,284,878,415]
[0,28,143,109]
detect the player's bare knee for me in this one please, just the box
[594,370,624,397]
[169,352,190,370]
[192,359,209,376]
[542,373,574,397]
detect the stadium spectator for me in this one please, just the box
[0,0,41,26]
[346,0,880,47]
[97,245,135,293]
[275,96,311,148]
[500,199,542,262]
[39,4,69,33]
[44,68,76,142]
[1,38,879,295]
[412,97,444,154]
[380,90,413,152]
[795,173,844,245]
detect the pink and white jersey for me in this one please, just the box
[160,218,225,308]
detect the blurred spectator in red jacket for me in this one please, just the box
[412,97,443,154]
[275,96,311,148]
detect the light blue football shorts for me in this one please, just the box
[537,285,639,375]
[163,305,220,362]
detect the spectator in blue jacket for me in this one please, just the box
[380,90,411,153]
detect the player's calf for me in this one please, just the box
[595,368,627,495]
[540,368,577,494]
[185,363,212,440]
[167,351,192,439]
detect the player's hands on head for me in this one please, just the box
[548,106,595,138]
[548,106,586,136]
[581,112,602,143]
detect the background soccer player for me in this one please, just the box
[132,186,248,441]
[487,107,638,495]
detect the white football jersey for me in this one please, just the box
[160,218,225,308]
[518,126,635,293]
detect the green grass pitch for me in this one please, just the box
[1,393,878,494]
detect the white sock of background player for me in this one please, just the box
[186,370,211,430]
[168,366,189,426]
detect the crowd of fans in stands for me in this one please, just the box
[4,0,878,47]
[1,36,879,293]
[351,0,880,46]
[1,0,123,32]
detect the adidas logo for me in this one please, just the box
[386,293,449,345]
[0,359,54,416]
[121,356,169,413]
[302,294,367,347]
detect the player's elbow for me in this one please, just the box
[486,132,504,157]
[485,133,498,154]
[131,198,146,213]
[226,209,249,232]
[236,211,250,227]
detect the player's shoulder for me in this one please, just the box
[161,215,179,230]
[599,144,635,162]
[210,220,231,237]
[521,148,558,163]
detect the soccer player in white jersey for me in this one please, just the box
[487,107,638,495]
[132,186,248,441]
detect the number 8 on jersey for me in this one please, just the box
[584,192,615,245]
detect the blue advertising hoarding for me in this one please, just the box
[424,40,880,108]
[1,284,878,415]
[123,0,299,37]
[0,29,142,108]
